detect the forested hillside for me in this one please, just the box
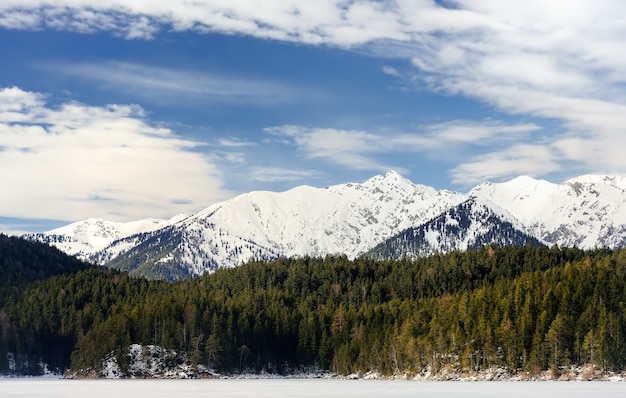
[0,234,92,374]
[0,234,90,284]
[1,239,625,378]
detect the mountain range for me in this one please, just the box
[25,171,626,280]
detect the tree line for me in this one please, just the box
[0,237,624,377]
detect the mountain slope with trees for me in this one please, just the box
[365,197,543,260]
[2,237,625,378]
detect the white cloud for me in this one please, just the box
[266,125,401,172]
[0,86,46,116]
[398,1,626,182]
[269,126,380,168]
[208,151,246,165]
[0,86,231,222]
[47,61,296,105]
[382,65,402,78]
[426,120,540,145]
[216,138,256,148]
[0,10,41,30]
[450,144,562,186]
[0,1,407,44]
[266,120,538,175]
[437,83,626,182]
[3,1,626,183]
[248,167,323,182]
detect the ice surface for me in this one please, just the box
[1,379,625,398]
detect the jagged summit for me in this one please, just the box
[25,172,626,279]
[368,170,413,186]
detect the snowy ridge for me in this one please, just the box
[367,196,541,260]
[26,172,626,279]
[184,171,462,258]
[102,171,465,278]
[25,214,187,261]
[471,174,626,248]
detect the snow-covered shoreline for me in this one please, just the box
[7,344,626,381]
[6,345,626,382]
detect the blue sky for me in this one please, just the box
[1,1,626,233]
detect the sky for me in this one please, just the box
[2,0,626,233]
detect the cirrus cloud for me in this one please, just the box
[265,120,543,178]
[43,61,298,106]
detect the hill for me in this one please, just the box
[0,234,91,287]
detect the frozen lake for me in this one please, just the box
[2,378,625,397]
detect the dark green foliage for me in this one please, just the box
[1,240,625,376]
[0,235,92,374]
[0,234,90,286]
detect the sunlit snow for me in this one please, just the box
[26,172,626,277]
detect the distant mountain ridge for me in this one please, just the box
[26,214,187,260]
[24,172,626,279]
[470,174,626,249]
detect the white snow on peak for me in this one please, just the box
[362,170,436,197]
[177,171,464,269]
[26,172,626,276]
[565,174,626,191]
[167,213,189,224]
[473,174,626,249]
[33,215,185,260]
[470,175,556,223]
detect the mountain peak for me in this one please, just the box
[384,170,404,179]
[364,170,409,184]
[361,170,445,199]
[477,175,556,194]
[506,175,539,184]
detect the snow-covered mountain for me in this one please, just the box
[25,172,626,280]
[470,174,626,248]
[365,196,542,260]
[25,214,187,261]
[101,171,465,278]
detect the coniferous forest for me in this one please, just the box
[1,234,625,378]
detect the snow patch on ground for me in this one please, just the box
[344,364,626,382]
[70,344,217,379]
